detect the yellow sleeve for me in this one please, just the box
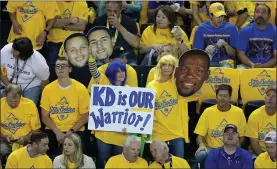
[104,157,114,169]
[183,160,191,169]
[181,29,192,49]
[45,156,53,169]
[6,2,19,13]
[190,1,200,5]
[238,109,247,137]
[127,66,138,87]
[140,26,152,46]
[77,2,89,21]
[245,112,259,138]
[78,85,90,114]
[30,102,41,130]
[5,152,18,168]
[87,73,110,93]
[146,68,155,85]
[42,2,60,20]
[254,156,262,169]
[233,2,248,12]
[40,87,50,111]
[148,162,160,168]
[194,110,208,136]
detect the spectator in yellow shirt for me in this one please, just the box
[46,1,89,66]
[149,140,190,168]
[245,87,276,158]
[105,135,148,168]
[140,5,190,57]
[5,131,52,169]
[147,55,187,158]
[0,84,41,158]
[255,131,277,168]
[6,1,59,51]
[194,84,247,168]
[41,57,90,159]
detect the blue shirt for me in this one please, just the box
[205,147,253,169]
[237,22,277,64]
[193,21,238,62]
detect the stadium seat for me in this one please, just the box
[199,67,240,107]
[133,65,154,87]
[199,99,237,116]
[140,23,153,35]
[239,68,276,107]
[244,100,265,120]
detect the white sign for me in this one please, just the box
[88,85,155,134]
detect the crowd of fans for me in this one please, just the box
[0,1,276,169]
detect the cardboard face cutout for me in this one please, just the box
[64,34,89,68]
[88,29,113,61]
[175,49,210,97]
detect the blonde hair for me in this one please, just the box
[154,55,178,82]
[157,43,179,60]
[61,133,84,169]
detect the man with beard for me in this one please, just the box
[255,131,277,168]
[237,3,277,69]
[194,84,247,168]
[205,124,253,169]
[63,33,89,68]
[5,132,52,168]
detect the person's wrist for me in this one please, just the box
[43,29,49,35]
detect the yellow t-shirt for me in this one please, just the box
[87,63,138,94]
[7,1,60,50]
[105,154,148,168]
[40,79,90,132]
[5,146,52,169]
[194,105,247,148]
[149,155,191,169]
[254,152,277,169]
[146,67,155,86]
[0,97,41,138]
[140,25,191,51]
[67,161,75,169]
[252,1,277,26]
[47,1,89,43]
[147,80,185,141]
[245,105,276,152]
[224,1,254,28]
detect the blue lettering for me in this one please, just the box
[112,111,119,123]
[89,108,104,129]
[105,87,115,106]
[93,87,105,106]
[134,115,143,127]
[128,113,136,125]
[104,113,111,124]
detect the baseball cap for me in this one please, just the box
[264,132,277,144]
[209,2,227,17]
[265,87,276,94]
[224,124,238,133]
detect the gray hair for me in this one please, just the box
[5,83,22,96]
[123,135,141,148]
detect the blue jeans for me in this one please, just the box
[22,86,41,105]
[45,42,63,65]
[195,147,214,169]
[167,138,185,158]
[96,138,123,169]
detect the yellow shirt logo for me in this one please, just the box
[30,165,35,169]
[258,123,276,141]
[206,68,231,89]
[210,119,229,140]
[49,97,75,121]
[60,8,71,19]
[248,70,276,96]
[1,113,26,134]
[155,90,178,117]
[18,1,38,22]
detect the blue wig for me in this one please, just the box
[105,60,127,86]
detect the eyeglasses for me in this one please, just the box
[55,64,70,69]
